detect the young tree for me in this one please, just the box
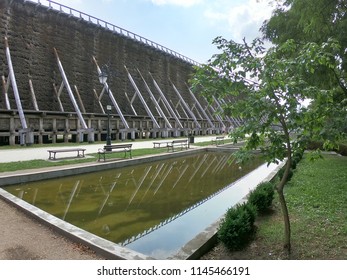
[191,37,341,254]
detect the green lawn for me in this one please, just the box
[255,154,346,259]
[0,147,167,173]
[202,153,347,259]
[283,154,347,259]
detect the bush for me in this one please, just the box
[307,140,347,156]
[218,203,257,250]
[291,159,297,170]
[292,150,304,169]
[248,182,275,213]
[278,166,293,182]
[337,143,347,156]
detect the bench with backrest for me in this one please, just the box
[47,148,86,160]
[167,139,188,152]
[98,144,132,161]
[211,136,225,146]
[153,141,171,148]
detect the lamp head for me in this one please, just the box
[98,67,108,84]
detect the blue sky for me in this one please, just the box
[53,0,276,63]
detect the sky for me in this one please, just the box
[50,0,277,63]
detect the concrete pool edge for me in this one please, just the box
[0,148,285,260]
[170,160,286,260]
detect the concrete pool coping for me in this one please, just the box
[0,147,285,260]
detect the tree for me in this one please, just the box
[190,36,341,254]
[261,0,347,139]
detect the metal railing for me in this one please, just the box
[23,0,201,66]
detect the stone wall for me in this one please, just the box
[0,0,196,116]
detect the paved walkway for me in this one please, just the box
[0,135,216,163]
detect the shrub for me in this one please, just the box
[337,143,347,156]
[278,166,293,182]
[248,182,275,213]
[292,150,304,169]
[218,203,257,250]
[307,140,347,156]
[291,159,297,170]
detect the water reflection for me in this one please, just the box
[5,152,262,247]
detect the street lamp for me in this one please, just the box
[98,67,112,148]
[98,67,108,85]
[106,105,112,148]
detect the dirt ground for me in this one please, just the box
[0,198,104,260]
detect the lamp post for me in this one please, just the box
[106,105,112,147]
[98,67,112,149]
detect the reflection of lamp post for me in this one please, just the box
[98,67,112,148]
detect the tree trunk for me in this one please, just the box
[276,159,292,254]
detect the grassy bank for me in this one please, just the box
[0,148,167,173]
[202,153,347,259]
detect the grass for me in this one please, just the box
[202,153,347,259]
[0,136,227,173]
[0,147,168,173]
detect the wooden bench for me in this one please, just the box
[47,148,86,160]
[98,144,132,161]
[211,136,225,146]
[153,141,171,148]
[167,139,188,152]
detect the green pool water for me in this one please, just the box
[4,151,263,255]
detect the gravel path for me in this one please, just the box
[0,198,104,260]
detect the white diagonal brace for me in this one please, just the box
[186,84,215,129]
[54,48,88,129]
[150,73,183,129]
[125,66,160,129]
[93,57,130,129]
[5,37,27,129]
[137,69,172,128]
[171,81,201,129]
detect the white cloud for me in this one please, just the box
[204,0,274,42]
[150,0,203,8]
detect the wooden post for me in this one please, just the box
[74,85,86,113]
[53,82,65,112]
[93,89,105,114]
[29,79,39,111]
[1,75,11,110]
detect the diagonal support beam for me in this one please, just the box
[93,57,130,129]
[125,66,160,129]
[150,73,183,129]
[186,84,215,129]
[5,37,27,129]
[1,75,11,110]
[54,48,88,130]
[137,69,172,128]
[171,81,201,129]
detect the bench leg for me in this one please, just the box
[98,153,106,161]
